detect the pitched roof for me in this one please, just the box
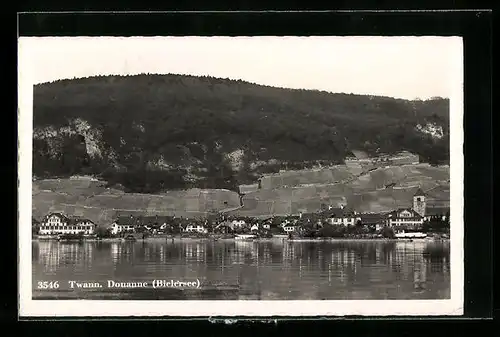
[359,213,386,223]
[425,206,450,216]
[321,207,356,218]
[139,215,173,224]
[67,216,94,225]
[387,208,423,219]
[45,212,68,221]
[114,216,141,225]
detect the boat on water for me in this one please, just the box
[234,234,256,241]
[395,231,427,239]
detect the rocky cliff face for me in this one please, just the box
[415,122,444,139]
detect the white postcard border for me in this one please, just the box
[18,36,464,317]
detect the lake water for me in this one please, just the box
[32,239,450,300]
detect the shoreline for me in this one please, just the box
[33,236,450,243]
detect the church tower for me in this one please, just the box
[413,187,426,217]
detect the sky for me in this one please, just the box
[19,36,462,100]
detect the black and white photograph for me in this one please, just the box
[18,36,463,316]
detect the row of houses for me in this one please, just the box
[33,189,449,236]
[33,207,448,237]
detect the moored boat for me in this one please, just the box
[234,234,256,241]
[395,231,427,239]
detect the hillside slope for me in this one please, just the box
[33,74,450,193]
[230,164,449,217]
[32,178,241,224]
[32,164,449,223]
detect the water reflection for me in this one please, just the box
[32,240,450,300]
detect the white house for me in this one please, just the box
[231,219,246,228]
[386,208,424,229]
[283,224,297,233]
[250,224,259,232]
[39,213,96,235]
[71,218,96,235]
[262,223,271,230]
[185,224,208,234]
[324,206,361,226]
[110,216,138,235]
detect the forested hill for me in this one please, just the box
[33,74,450,193]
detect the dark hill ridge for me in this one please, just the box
[33,74,450,193]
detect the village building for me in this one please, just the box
[250,223,259,232]
[413,188,427,217]
[110,216,138,235]
[424,206,450,222]
[359,213,386,230]
[282,223,297,233]
[231,219,246,229]
[39,213,96,235]
[280,218,295,227]
[386,208,424,229]
[382,186,449,230]
[300,213,324,228]
[185,223,208,234]
[323,205,361,226]
[259,218,280,231]
[138,215,172,233]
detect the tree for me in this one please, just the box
[318,224,346,238]
[380,226,395,239]
[422,217,449,233]
[135,226,148,234]
[32,221,40,236]
[347,224,367,235]
[299,223,317,238]
[95,226,114,238]
[270,226,285,235]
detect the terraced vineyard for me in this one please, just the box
[32,179,241,224]
[32,164,449,223]
[229,164,449,217]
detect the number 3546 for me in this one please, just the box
[37,281,59,289]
